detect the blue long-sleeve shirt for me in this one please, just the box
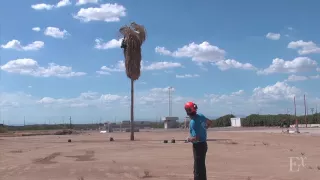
[189,113,207,143]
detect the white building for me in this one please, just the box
[162,116,179,129]
[230,117,241,127]
[184,116,191,129]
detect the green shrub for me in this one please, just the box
[211,113,320,127]
[0,127,8,133]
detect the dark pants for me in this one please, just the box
[192,141,208,180]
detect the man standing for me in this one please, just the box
[185,101,212,180]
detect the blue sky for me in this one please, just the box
[1,0,320,124]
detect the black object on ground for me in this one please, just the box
[163,140,168,143]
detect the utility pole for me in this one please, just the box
[286,108,290,127]
[294,96,297,117]
[231,105,233,115]
[310,107,315,123]
[304,94,307,128]
[317,105,318,123]
[24,116,25,126]
[168,87,173,116]
[294,96,299,133]
[69,116,72,129]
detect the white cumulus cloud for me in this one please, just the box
[32,27,41,32]
[97,61,182,75]
[252,81,301,102]
[155,47,172,56]
[1,58,86,78]
[31,3,54,10]
[288,40,320,55]
[31,0,71,10]
[1,40,44,51]
[176,74,200,78]
[214,59,257,71]
[206,90,245,104]
[44,27,69,39]
[266,32,281,40]
[143,62,182,70]
[155,41,226,63]
[257,57,318,75]
[73,3,126,22]
[286,75,308,82]
[76,0,99,6]
[56,0,71,8]
[94,38,122,49]
[97,60,125,74]
[155,41,256,72]
[37,91,127,108]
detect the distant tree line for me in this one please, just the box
[0,122,166,132]
[1,113,320,133]
[1,123,99,132]
[211,113,320,127]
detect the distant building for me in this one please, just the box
[98,120,154,132]
[184,116,190,129]
[119,120,153,128]
[162,117,179,129]
[230,117,241,127]
[121,121,130,125]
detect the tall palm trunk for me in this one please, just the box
[130,79,134,140]
[119,22,146,141]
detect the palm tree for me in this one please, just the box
[119,22,147,140]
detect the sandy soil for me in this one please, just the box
[1,129,320,180]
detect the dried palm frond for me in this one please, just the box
[119,22,146,81]
[130,22,147,44]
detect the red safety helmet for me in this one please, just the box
[184,101,198,114]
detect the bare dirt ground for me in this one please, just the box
[1,129,320,180]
